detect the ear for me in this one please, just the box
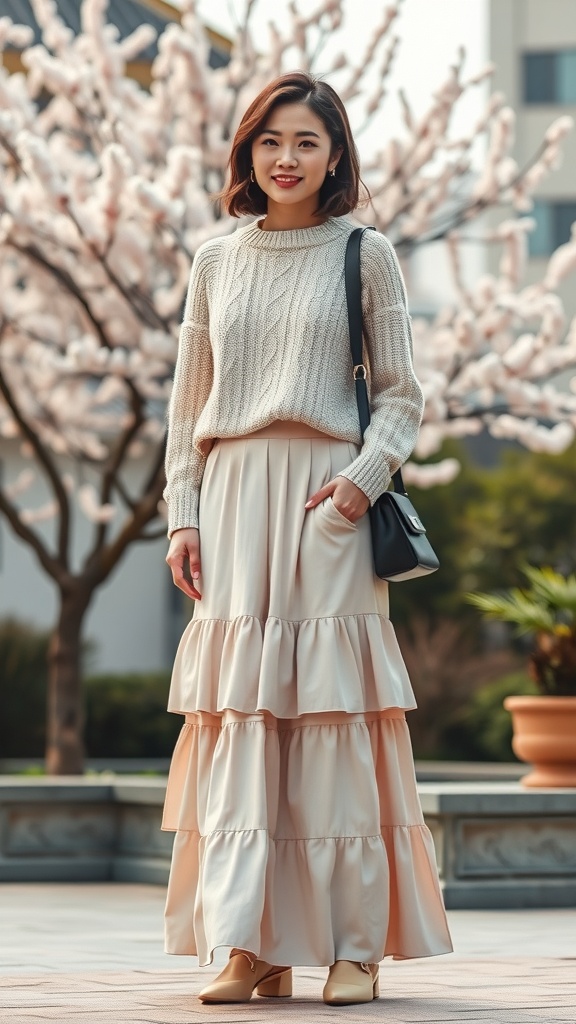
[329,145,344,174]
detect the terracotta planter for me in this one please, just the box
[504,695,576,787]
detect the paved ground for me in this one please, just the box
[0,884,575,1023]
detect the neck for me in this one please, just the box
[260,195,327,232]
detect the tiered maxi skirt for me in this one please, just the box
[162,422,453,967]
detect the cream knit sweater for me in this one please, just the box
[164,215,424,536]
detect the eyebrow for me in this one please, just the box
[258,128,321,139]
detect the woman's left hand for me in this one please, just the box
[304,475,370,524]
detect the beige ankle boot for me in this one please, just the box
[198,949,292,1003]
[323,960,380,1005]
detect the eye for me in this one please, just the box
[299,140,317,148]
[262,138,278,146]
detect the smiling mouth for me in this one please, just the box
[272,176,302,183]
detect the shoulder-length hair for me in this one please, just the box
[219,70,367,218]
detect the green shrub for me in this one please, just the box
[0,618,49,757]
[0,617,180,761]
[442,672,537,762]
[84,672,180,757]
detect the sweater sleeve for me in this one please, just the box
[163,243,215,537]
[336,230,424,504]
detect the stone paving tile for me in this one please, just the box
[2,885,576,971]
[1,959,575,1024]
[1,885,575,1022]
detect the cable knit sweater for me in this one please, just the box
[164,215,424,536]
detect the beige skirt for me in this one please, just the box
[162,422,453,967]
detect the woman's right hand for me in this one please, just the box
[166,527,202,600]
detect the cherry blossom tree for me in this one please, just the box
[1,0,575,773]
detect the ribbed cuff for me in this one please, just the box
[167,492,200,538]
[336,455,392,506]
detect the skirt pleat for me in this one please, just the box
[162,431,453,966]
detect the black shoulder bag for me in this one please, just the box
[344,227,439,582]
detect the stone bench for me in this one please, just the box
[0,779,170,886]
[421,782,576,909]
[1,778,575,908]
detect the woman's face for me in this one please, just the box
[251,102,341,211]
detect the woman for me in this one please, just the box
[162,70,453,1006]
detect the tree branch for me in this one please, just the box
[143,436,167,495]
[10,239,146,410]
[93,392,145,550]
[0,341,70,566]
[86,463,166,583]
[63,201,171,333]
[11,241,110,349]
[110,474,137,512]
[0,488,65,584]
[394,137,551,252]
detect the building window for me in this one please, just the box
[524,50,576,104]
[529,199,576,257]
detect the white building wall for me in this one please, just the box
[400,4,491,312]
[407,238,488,315]
[0,441,183,674]
[489,0,576,314]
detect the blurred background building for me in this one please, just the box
[489,0,576,317]
[0,0,230,80]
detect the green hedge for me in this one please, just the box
[0,619,49,758]
[0,619,181,758]
[441,672,538,762]
[84,672,180,757]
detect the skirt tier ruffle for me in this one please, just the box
[168,611,415,718]
[163,709,452,966]
[162,431,453,965]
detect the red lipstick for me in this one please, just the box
[272,176,302,189]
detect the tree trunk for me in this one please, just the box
[45,584,92,775]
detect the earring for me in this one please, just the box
[329,167,336,177]
[250,167,255,182]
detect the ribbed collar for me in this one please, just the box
[239,216,349,251]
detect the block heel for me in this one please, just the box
[198,953,292,1004]
[256,968,292,997]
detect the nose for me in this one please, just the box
[276,147,298,168]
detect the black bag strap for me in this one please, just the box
[344,226,406,496]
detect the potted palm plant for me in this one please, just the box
[467,565,576,787]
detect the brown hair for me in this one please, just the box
[219,71,367,218]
